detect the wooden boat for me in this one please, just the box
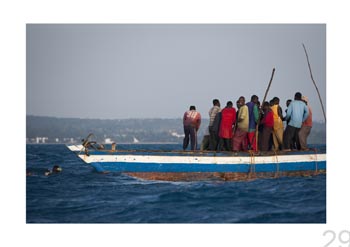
[66,143,326,181]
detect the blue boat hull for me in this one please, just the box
[90,160,326,173]
[67,144,326,181]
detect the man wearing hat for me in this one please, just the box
[298,96,313,150]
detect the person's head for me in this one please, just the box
[302,96,309,105]
[213,99,220,107]
[189,105,196,111]
[52,165,62,173]
[44,169,51,176]
[273,97,280,105]
[238,96,245,106]
[257,101,261,108]
[251,95,259,104]
[236,100,240,109]
[294,92,302,100]
[262,101,270,111]
[269,99,274,106]
[286,99,292,107]
[226,101,233,108]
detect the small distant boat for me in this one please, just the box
[67,140,326,181]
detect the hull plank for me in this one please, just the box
[125,170,326,182]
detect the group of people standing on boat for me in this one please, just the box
[182,92,312,152]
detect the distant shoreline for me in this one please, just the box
[26,115,326,145]
[26,142,182,145]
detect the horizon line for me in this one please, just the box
[26,114,326,123]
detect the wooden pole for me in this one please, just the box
[255,68,276,151]
[262,68,276,104]
[302,43,327,123]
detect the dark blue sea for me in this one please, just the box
[26,144,326,223]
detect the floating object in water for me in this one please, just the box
[52,165,62,173]
[26,169,32,176]
[44,169,51,176]
[44,165,62,176]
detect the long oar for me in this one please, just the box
[302,43,326,123]
[255,68,276,151]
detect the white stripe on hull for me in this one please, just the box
[77,153,326,165]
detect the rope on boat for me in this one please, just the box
[78,146,84,155]
[248,150,256,179]
[274,151,280,178]
[313,148,319,175]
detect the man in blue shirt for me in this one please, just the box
[283,92,309,150]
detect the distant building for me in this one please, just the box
[35,137,48,143]
[170,131,185,138]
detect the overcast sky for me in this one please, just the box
[27,24,326,121]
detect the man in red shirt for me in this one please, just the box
[218,101,236,151]
[183,105,201,151]
[260,101,274,152]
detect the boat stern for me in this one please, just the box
[66,144,84,152]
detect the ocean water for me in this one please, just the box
[26,144,326,223]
